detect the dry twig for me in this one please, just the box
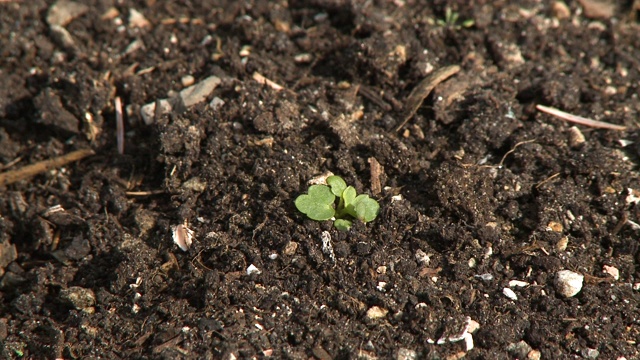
[0,148,94,186]
[396,65,461,131]
[536,104,626,131]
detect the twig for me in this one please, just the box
[498,139,536,167]
[396,65,461,131]
[535,172,561,189]
[115,97,125,154]
[536,104,626,131]
[125,190,165,196]
[0,148,95,186]
[252,72,284,91]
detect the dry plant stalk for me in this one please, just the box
[0,149,95,186]
[536,104,626,131]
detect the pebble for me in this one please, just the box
[181,75,195,87]
[396,348,417,360]
[139,76,221,124]
[47,0,89,27]
[507,340,533,359]
[581,347,600,359]
[366,306,388,320]
[246,264,261,276]
[551,1,571,20]
[568,126,585,148]
[503,287,518,301]
[554,270,584,298]
[129,9,151,28]
[59,286,95,311]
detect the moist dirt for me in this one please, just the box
[1,1,640,359]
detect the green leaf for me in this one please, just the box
[334,218,352,231]
[342,186,356,207]
[327,176,347,197]
[353,194,380,222]
[294,185,336,221]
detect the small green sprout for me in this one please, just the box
[295,175,380,231]
[436,7,475,29]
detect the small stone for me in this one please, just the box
[503,287,518,300]
[366,306,388,320]
[527,349,541,360]
[179,76,221,107]
[396,348,417,360]
[209,97,225,110]
[60,286,96,311]
[246,264,261,276]
[577,0,615,19]
[181,75,195,87]
[554,270,584,298]
[507,340,533,359]
[129,9,151,28]
[551,1,571,20]
[182,177,207,192]
[581,347,600,359]
[283,241,298,255]
[568,126,586,148]
[47,0,89,27]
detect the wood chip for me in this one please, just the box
[368,157,383,196]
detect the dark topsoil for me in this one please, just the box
[2,0,640,359]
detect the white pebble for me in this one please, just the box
[246,264,261,275]
[554,270,584,298]
[503,287,518,300]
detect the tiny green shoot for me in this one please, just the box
[436,7,474,30]
[295,175,380,230]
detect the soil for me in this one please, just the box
[1,0,640,359]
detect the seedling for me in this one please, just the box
[295,175,380,230]
[436,7,474,30]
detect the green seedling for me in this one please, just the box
[436,7,475,29]
[295,175,380,231]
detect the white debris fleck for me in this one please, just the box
[503,287,518,300]
[246,264,261,276]
[509,280,530,288]
[603,265,619,280]
[474,273,494,281]
[254,323,264,330]
[132,303,141,314]
[554,270,584,298]
[321,231,336,262]
[391,194,404,202]
[308,171,334,185]
[172,222,194,251]
[415,249,430,265]
[464,332,474,351]
[376,282,387,292]
[129,8,150,28]
[366,306,388,319]
[269,253,278,260]
[626,188,640,204]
